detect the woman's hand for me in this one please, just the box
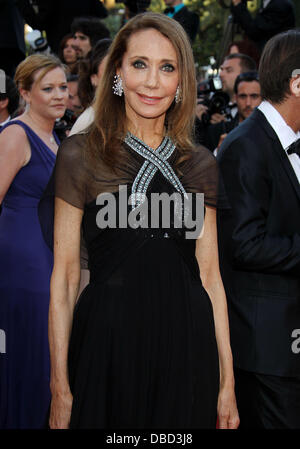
[49,389,73,429]
[217,384,240,429]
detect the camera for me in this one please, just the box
[26,30,51,55]
[197,76,231,126]
[54,109,77,141]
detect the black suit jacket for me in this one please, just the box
[171,6,199,43]
[217,108,300,377]
[231,0,295,51]
[16,0,108,53]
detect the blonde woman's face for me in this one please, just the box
[117,28,179,125]
[23,67,68,119]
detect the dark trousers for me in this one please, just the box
[234,367,300,429]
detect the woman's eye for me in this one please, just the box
[42,87,52,92]
[60,86,68,91]
[133,60,146,69]
[162,64,175,72]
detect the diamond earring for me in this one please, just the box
[112,74,123,96]
[175,86,181,104]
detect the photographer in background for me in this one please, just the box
[195,53,256,144]
[231,0,295,52]
[204,71,262,154]
[196,53,256,127]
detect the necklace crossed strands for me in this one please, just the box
[124,132,188,210]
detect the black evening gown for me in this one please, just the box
[53,133,220,429]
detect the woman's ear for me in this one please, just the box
[19,88,31,104]
[290,75,300,97]
[90,74,98,88]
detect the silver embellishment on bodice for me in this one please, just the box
[124,132,188,210]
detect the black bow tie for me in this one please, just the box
[164,7,175,14]
[287,139,300,157]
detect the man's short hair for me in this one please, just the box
[0,76,19,116]
[71,16,110,48]
[234,71,260,94]
[224,53,257,73]
[259,29,300,104]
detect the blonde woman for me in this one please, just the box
[0,54,68,428]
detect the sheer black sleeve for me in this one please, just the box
[54,134,87,210]
[180,145,228,209]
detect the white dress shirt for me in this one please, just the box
[258,101,300,183]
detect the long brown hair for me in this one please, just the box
[88,12,197,171]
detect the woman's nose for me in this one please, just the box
[145,67,159,88]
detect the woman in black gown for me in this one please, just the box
[48,12,239,429]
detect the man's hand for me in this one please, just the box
[232,0,242,5]
[210,113,226,125]
[196,103,208,120]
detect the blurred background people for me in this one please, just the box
[163,0,199,43]
[219,53,257,107]
[70,38,112,135]
[58,33,78,74]
[231,0,296,53]
[16,0,108,54]
[66,73,83,118]
[71,16,110,59]
[195,52,256,146]
[205,71,262,154]
[0,75,20,128]
[227,37,261,68]
[0,0,26,78]
[0,54,68,429]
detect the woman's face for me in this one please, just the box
[63,38,77,64]
[23,67,68,120]
[117,28,179,125]
[90,55,109,88]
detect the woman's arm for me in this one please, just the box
[49,197,83,429]
[0,125,30,204]
[195,206,239,429]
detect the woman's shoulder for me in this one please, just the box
[0,120,30,149]
[180,143,217,173]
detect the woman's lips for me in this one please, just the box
[137,93,162,104]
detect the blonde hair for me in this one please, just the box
[14,54,66,91]
[88,12,197,170]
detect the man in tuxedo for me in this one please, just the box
[16,0,108,54]
[217,30,300,428]
[163,0,199,43]
[231,0,295,52]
